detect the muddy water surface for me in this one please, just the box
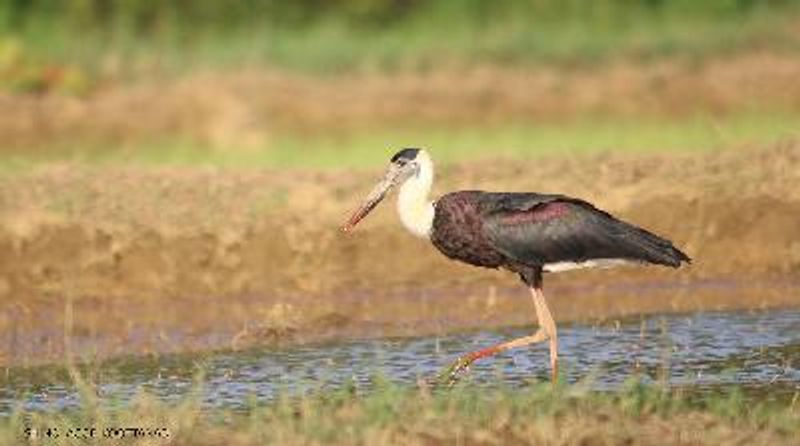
[2,308,799,417]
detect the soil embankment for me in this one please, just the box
[1,143,799,365]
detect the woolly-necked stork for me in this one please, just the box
[341,148,690,384]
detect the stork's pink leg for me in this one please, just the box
[531,286,558,382]
[440,286,559,386]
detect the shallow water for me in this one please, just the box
[2,309,799,416]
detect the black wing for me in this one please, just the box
[480,193,690,268]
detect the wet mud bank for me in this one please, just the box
[1,143,799,365]
[2,275,798,368]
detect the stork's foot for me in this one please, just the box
[437,355,474,388]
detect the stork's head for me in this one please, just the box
[341,148,429,233]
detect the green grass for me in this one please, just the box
[4,110,796,172]
[1,0,800,82]
[2,377,798,445]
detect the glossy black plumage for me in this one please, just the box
[431,191,690,285]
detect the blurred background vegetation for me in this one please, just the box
[1,0,799,167]
[2,0,800,78]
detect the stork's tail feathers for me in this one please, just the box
[619,222,691,268]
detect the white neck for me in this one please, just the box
[397,151,435,238]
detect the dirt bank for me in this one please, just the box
[1,143,800,365]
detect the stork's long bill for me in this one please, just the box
[340,163,403,233]
[341,183,389,232]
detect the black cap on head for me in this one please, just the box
[390,148,421,163]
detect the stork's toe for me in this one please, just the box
[437,356,473,388]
